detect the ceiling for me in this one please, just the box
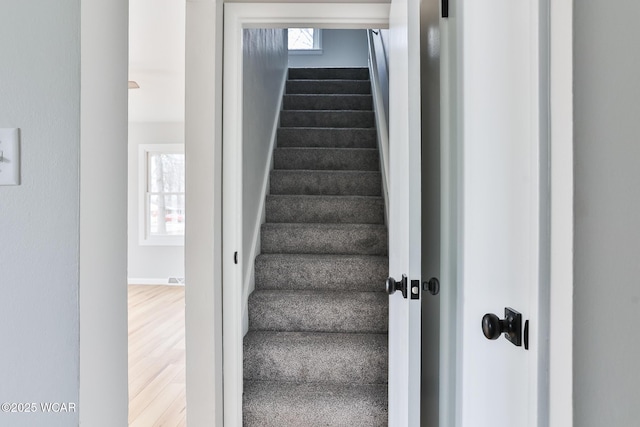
[128,0,185,123]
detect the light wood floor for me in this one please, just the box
[128,285,186,427]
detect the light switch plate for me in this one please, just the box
[0,128,20,186]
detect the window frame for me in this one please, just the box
[287,28,323,55]
[138,143,185,246]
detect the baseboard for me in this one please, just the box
[127,278,185,286]
[241,70,288,336]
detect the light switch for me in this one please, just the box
[0,128,20,186]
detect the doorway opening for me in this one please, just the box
[128,0,186,424]
[219,3,390,424]
[241,26,389,425]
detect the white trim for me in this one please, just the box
[127,278,186,286]
[367,29,390,223]
[549,0,573,425]
[184,0,224,425]
[138,143,185,247]
[80,0,129,424]
[241,74,288,336]
[223,3,389,425]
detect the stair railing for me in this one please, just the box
[367,29,391,223]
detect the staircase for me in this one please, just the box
[243,67,389,426]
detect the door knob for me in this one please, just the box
[386,274,408,298]
[481,307,522,347]
[423,277,440,296]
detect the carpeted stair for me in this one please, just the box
[243,67,388,426]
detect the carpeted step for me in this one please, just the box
[273,147,379,171]
[266,195,384,224]
[269,170,382,196]
[248,290,388,333]
[283,94,373,111]
[288,67,370,80]
[244,331,387,384]
[280,110,374,128]
[243,381,387,427]
[286,79,371,95]
[261,223,388,255]
[255,254,388,292]
[277,127,377,148]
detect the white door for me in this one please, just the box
[387,0,423,424]
[458,0,542,425]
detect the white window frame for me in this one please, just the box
[288,28,323,55]
[138,143,185,246]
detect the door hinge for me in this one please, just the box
[234,251,238,265]
[442,0,449,18]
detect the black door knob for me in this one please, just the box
[481,313,504,340]
[423,277,440,296]
[481,307,522,347]
[386,274,407,298]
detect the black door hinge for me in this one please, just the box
[234,251,238,264]
[442,0,449,18]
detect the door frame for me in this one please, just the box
[444,0,573,424]
[222,4,389,425]
[546,0,574,424]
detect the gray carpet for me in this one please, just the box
[243,67,388,426]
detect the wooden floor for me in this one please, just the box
[128,285,186,427]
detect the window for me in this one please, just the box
[288,28,322,53]
[139,144,185,246]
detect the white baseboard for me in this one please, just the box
[127,278,185,286]
[241,70,288,336]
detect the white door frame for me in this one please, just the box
[445,0,573,424]
[222,4,389,425]
[547,0,574,424]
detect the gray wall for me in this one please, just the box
[128,122,185,282]
[242,28,288,330]
[574,1,640,425]
[288,29,369,68]
[0,1,80,425]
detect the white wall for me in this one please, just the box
[128,122,185,282]
[288,29,369,68]
[0,1,80,426]
[242,28,288,331]
[574,1,640,425]
[128,0,185,123]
